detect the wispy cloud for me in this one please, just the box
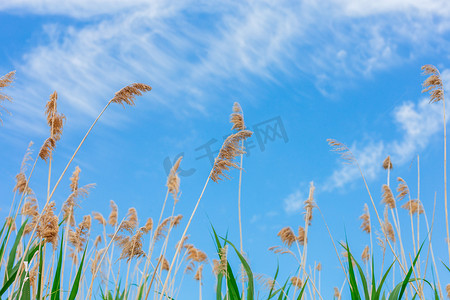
[2,0,450,140]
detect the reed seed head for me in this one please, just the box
[290,276,303,288]
[0,71,15,124]
[396,177,409,201]
[359,203,371,234]
[316,262,322,271]
[230,102,245,131]
[38,137,56,162]
[304,181,316,224]
[167,156,182,202]
[141,217,153,234]
[334,287,341,299]
[108,200,118,226]
[327,139,356,163]
[277,227,296,247]
[210,130,253,182]
[70,166,81,192]
[382,184,395,209]
[110,83,152,107]
[194,264,204,281]
[422,65,444,104]
[92,212,106,226]
[383,206,395,243]
[402,199,424,215]
[382,156,393,170]
[361,245,370,263]
[37,202,59,249]
[158,255,169,271]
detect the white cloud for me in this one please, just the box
[283,189,304,214]
[2,0,450,139]
[325,93,447,191]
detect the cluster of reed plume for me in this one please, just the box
[1,64,449,300]
[0,71,254,300]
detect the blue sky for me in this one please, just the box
[1,0,450,298]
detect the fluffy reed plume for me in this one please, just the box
[115,230,145,261]
[334,287,341,299]
[382,206,395,243]
[376,231,387,254]
[446,284,450,299]
[94,235,102,248]
[175,235,189,250]
[14,142,34,194]
[170,214,183,227]
[360,204,371,234]
[69,215,91,252]
[13,173,31,194]
[70,166,81,192]
[327,139,355,163]
[297,226,306,245]
[210,130,253,182]
[277,227,296,247]
[194,264,204,281]
[141,217,153,234]
[230,102,245,131]
[110,83,152,107]
[158,255,170,271]
[361,245,370,263]
[36,202,59,249]
[0,71,15,124]
[382,184,395,209]
[38,137,56,162]
[119,207,138,233]
[214,245,228,276]
[90,249,105,273]
[39,91,65,161]
[396,177,409,201]
[22,196,39,234]
[45,91,65,141]
[154,217,171,242]
[422,65,444,104]
[304,181,316,224]
[268,246,297,259]
[185,245,208,263]
[402,200,424,215]
[108,200,118,226]
[5,217,16,231]
[316,262,322,271]
[62,172,94,227]
[290,276,303,288]
[167,156,182,201]
[92,212,106,226]
[382,156,393,170]
[255,274,276,291]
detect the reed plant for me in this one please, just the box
[0,65,448,299]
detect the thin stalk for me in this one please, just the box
[10,101,113,295]
[158,176,211,300]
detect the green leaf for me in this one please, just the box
[222,238,254,300]
[68,245,87,300]
[0,242,40,297]
[36,243,44,300]
[295,278,308,300]
[4,220,27,281]
[50,233,64,300]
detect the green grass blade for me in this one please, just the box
[0,242,39,296]
[222,238,254,300]
[295,278,308,300]
[341,242,361,300]
[374,261,394,299]
[36,242,44,300]
[277,278,290,300]
[50,233,64,300]
[68,245,87,300]
[352,258,369,300]
[267,261,280,299]
[4,220,27,281]
[397,241,425,299]
[210,225,225,300]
